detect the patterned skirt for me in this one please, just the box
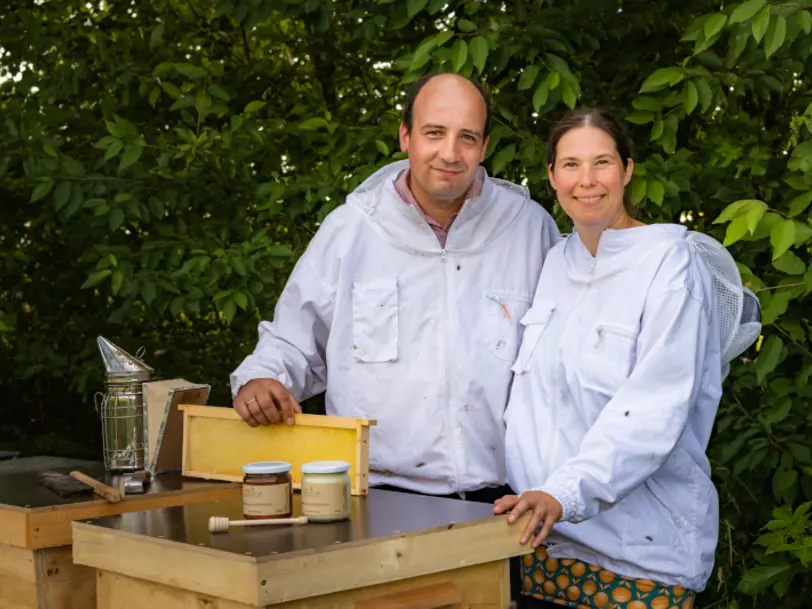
[521,546,696,609]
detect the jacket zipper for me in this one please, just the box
[440,248,461,491]
[537,257,596,487]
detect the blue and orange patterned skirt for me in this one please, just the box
[521,546,696,609]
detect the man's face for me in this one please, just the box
[399,75,489,207]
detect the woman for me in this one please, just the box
[495,108,759,609]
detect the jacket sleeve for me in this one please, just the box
[229,251,334,402]
[538,249,721,523]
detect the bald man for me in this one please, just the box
[231,73,560,502]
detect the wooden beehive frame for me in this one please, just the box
[179,405,376,496]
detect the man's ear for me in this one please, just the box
[479,136,489,163]
[399,122,410,153]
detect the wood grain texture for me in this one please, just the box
[0,545,37,609]
[93,561,508,609]
[34,545,95,609]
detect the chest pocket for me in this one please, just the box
[351,280,398,363]
[577,322,638,396]
[511,301,557,374]
[481,290,533,362]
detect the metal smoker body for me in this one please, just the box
[95,336,153,472]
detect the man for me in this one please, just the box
[230,73,560,503]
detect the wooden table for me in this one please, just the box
[72,488,529,608]
[0,456,240,609]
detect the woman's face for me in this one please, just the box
[548,125,633,231]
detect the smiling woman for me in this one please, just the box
[546,108,642,255]
[495,107,760,609]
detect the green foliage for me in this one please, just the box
[1,0,811,604]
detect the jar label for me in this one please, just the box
[243,484,290,516]
[302,481,349,516]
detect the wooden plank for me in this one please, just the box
[72,523,262,606]
[94,561,506,609]
[72,511,530,606]
[353,582,461,609]
[355,425,370,496]
[27,483,240,549]
[0,505,30,547]
[180,406,374,495]
[144,380,210,475]
[178,405,375,430]
[282,561,507,608]
[0,544,37,609]
[34,545,95,609]
[97,571,253,609]
[498,556,511,609]
[254,515,529,604]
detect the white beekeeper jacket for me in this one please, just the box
[231,160,560,495]
[505,224,726,591]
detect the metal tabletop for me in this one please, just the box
[81,488,498,560]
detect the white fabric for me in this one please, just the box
[505,224,724,591]
[231,160,561,495]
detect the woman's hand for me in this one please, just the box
[494,491,563,548]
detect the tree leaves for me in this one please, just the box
[298,117,328,130]
[647,179,665,205]
[174,63,208,79]
[770,219,796,261]
[765,15,787,58]
[704,13,728,40]
[683,81,699,115]
[738,564,791,595]
[491,143,516,176]
[788,192,812,217]
[244,100,266,114]
[457,19,476,32]
[451,39,468,72]
[724,215,750,246]
[518,65,540,91]
[469,36,488,73]
[119,144,142,171]
[532,80,550,112]
[52,181,71,211]
[406,0,428,18]
[730,0,767,25]
[30,179,54,203]
[752,5,771,44]
[80,269,112,289]
[755,336,784,383]
[772,251,805,275]
[788,141,812,174]
[639,68,684,93]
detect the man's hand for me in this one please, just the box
[233,379,302,427]
[493,490,563,548]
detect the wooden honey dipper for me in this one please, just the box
[208,515,308,533]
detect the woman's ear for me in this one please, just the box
[623,158,634,186]
[548,164,557,190]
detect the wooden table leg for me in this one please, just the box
[0,544,94,609]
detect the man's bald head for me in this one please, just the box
[402,73,491,138]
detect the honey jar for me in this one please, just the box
[300,460,352,522]
[242,461,293,519]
